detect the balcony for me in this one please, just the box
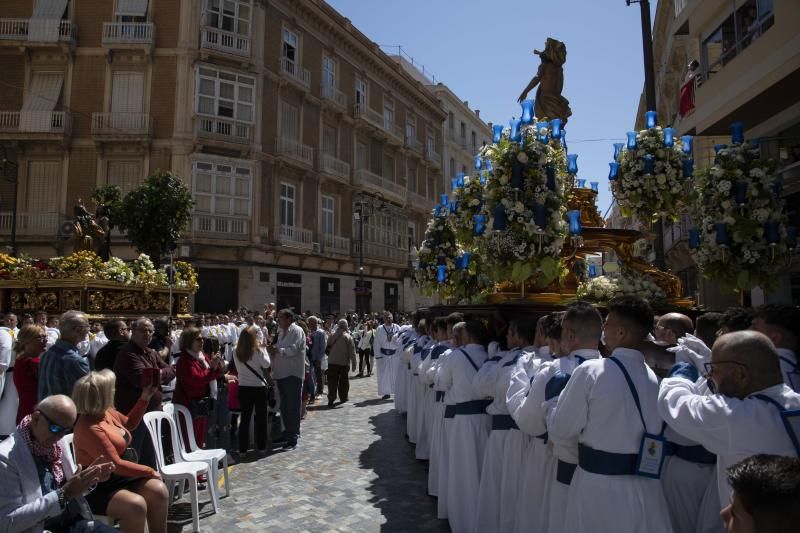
[275,137,313,167]
[0,212,59,237]
[353,168,406,205]
[91,112,152,141]
[201,26,250,59]
[320,84,347,111]
[353,241,407,264]
[192,214,249,241]
[425,146,441,168]
[322,233,350,255]
[0,111,72,141]
[384,121,405,145]
[277,224,313,250]
[406,190,435,213]
[406,137,423,154]
[353,103,384,130]
[101,22,154,53]
[320,153,350,183]
[279,58,311,90]
[0,18,76,46]
[194,115,252,145]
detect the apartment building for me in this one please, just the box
[0,0,447,315]
[630,0,800,307]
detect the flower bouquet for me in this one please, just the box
[49,250,105,281]
[415,207,466,300]
[576,273,667,306]
[103,257,135,284]
[688,125,794,292]
[173,261,199,291]
[449,173,485,248]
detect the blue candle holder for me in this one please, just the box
[681,135,693,155]
[734,181,748,205]
[533,203,547,228]
[566,210,582,235]
[588,262,597,278]
[645,110,658,129]
[520,99,534,125]
[663,128,674,148]
[550,118,562,139]
[473,214,486,235]
[450,178,458,191]
[461,251,471,269]
[456,172,465,188]
[683,159,694,178]
[485,159,493,172]
[577,178,586,188]
[567,153,578,175]
[788,226,797,248]
[688,228,700,249]
[626,131,638,150]
[447,201,456,214]
[546,165,557,191]
[609,162,619,180]
[590,181,599,192]
[613,142,625,160]
[731,122,745,144]
[474,155,482,170]
[479,173,487,186]
[492,205,507,231]
[441,193,448,206]
[715,223,730,245]
[509,118,522,142]
[764,221,780,244]
[434,205,441,217]
[643,154,655,174]
[492,124,503,143]
[437,265,447,283]
[714,144,728,154]
[511,162,524,189]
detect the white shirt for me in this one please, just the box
[777,348,799,392]
[506,346,552,436]
[668,333,712,375]
[233,349,272,388]
[473,347,522,416]
[435,343,489,405]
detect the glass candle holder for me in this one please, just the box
[609,162,619,180]
[764,221,780,244]
[590,181,599,192]
[681,135,693,155]
[492,124,503,144]
[588,262,597,278]
[510,118,522,142]
[533,203,547,228]
[643,154,655,174]
[479,173,487,186]
[682,159,694,178]
[567,153,578,175]
[613,142,625,160]
[473,214,486,235]
[663,128,674,148]
[734,181,748,205]
[456,172,465,188]
[731,122,745,144]
[492,205,507,231]
[645,110,658,129]
[566,210,582,235]
[441,193,448,206]
[437,265,447,283]
[520,99,534,124]
[550,118,562,139]
[451,177,458,191]
[474,155,482,170]
[626,131,638,150]
[715,223,730,245]
[448,201,457,214]
[688,228,700,249]
[461,251,471,269]
[485,159,493,172]
[577,178,586,188]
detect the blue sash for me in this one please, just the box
[556,460,578,485]
[444,404,456,418]
[430,345,448,360]
[459,348,480,372]
[491,414,519,431]
[502,348,523,367]
[753,393,800,456]
[454,399,492,415]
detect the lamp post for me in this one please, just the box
[353,193,387,315]
[0,145,19,257]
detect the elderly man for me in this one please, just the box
[325,319,357,407]
[268,309,306,449]
[659,330,800,509]
[750,304,800,392]
[373,312,401,400]
[307,316,327,399]
[93,319,130,372]
[655,312,694,347]
[113,318,175,468]
[0,394,116,533]
[38,311,91,401]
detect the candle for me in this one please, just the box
[734,181,748,205]
[715,223,730,245]
[550,118,562,139]
[731,122,745,144]
[473,214,486,235]
[474,155,482,170]
[688,228,700,249]
[590,181,599,192]
[533,203,547,228]
[663,127,674,148]
[437,265,446,283]
[509,118,522,142]
[764,221,780,244]
[492,204,507,230]
[492,124,503,144]
[645,110,658,129]
[520,99,534,125]
[577,178,586,188]
[441,193,448,206]
[566,210,582,235]
[613,142,625,160]
[511,162,524,189]
[609,162,619,180]
[643,154,655,174]
[683,159,694,178]
[567,153,578,175]
[626,131,638,150]
[681,135,693,155]
[456,172,465,188]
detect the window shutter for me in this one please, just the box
[26,161,59,213]
[111,72,144,114]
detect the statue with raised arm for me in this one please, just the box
[517,37,572,125]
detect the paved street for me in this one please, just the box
[181,374,450,532]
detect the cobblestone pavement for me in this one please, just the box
[178,374,450,532]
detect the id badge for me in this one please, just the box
[636,432,667,479]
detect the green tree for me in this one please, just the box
[117,170,193,264]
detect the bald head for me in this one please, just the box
[711,330,783,397]
[656,313,694,345]
[31,395,77,446]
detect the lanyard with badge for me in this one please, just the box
[753,394,800,456]
[609,357,667,479]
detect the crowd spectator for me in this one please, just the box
[307,317,327,399]
[13,325,47,425]
[750,304,800,392]
[38,311,90,401]
[326,319,357,407]
[268,309,306,450]
[357,320,376,377]
[94,319,130,372]
[232,327,271,454]
[72,371,168,533]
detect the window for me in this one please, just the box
[356,142,368,169]
[280,101,299,140]
[205,0,250,35]
[192,159,251,218]
[19,71,63,132]
[282,28,298,62]
[279,182,295,227]
[111,71,144,114]
[408,166,417,193]
[702,0,774,80]
[355,78,367,108]
[116,0,148,22]
[462,164,467,174]
[448,112,454,136]
[107,160,141,195]
[25,161,59,213]
[460,121,466,141]
[197,67,255,123]
[449,158,455,178]
[322,125,337,156]
[406,115,416,142]
[426,130,435,155]
[407,222,416,251]
[322,56,335,88]
[383,98,394,130]
[321,195,335,235]
[382,155,394,181]
[471,131,477,153]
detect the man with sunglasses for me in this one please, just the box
[0,394,117,532]
[659,330,800,516]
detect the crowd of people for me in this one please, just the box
[0,304,404,532]
[383,300,800,533]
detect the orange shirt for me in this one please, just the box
[73,398,157,479]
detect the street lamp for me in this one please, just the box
[353,192,387,314]
[0,145,19,257]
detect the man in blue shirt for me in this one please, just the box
[308,316,327,399]
[38,311,90,401]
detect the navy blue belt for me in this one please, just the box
[578,443,638,476]
[435,391,445,402]
[381,348,396,355]
[535,432,548,443]
[429,384,434,389]
[444,405,456,418]
[454,399,492,416]
[491,414,518,431]
[556,460,577,485]
[413,373,419,376]
[408,363,411,370]
[666,442,716,465]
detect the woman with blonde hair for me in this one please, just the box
[13,324,47,424]
[233,326,271,454]
[72,370,168,533]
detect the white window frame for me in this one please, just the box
[407,222,416,251]
[383,97,394,130]
[406,114,416,142]
[322,55,336,89]
[321,194,335,236]
[192,158,252,219]
[204,0,251,36]
[196,66,255,124]
[279,182,296,227]
[355,78,367,107]
[282,28,298,62]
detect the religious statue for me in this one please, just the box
[517,37,573,125]
[71,198,109,260]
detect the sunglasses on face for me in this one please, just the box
[37,410,73,435]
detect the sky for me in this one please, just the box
[326,0,660,215]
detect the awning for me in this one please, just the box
[116,0,149,17]
[20,71,63,132]
[32,0,68,19]
[29,0,68,42]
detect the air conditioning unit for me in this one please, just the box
[312,242,321,253]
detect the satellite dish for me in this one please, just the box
[602,262,619,274]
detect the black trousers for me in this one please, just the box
[276,376,303,444]
[313,360,324,395]
[327,364,350,403]
[237,385,268,453]
[358,348,373,375]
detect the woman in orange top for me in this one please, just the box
[72,370,169,533]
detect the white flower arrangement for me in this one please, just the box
[415,209,465,299]
[449,174,486,247]
[576,273,666,305]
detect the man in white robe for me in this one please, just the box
[395,324,415,416]
[421,318,451,498]
[549,296,672,533]
[659,330,800,511]
[411,325,434,460]
[0,313,19,437]
[750,304,800,392]
[373,312,401,399]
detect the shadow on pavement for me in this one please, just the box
[359,412,450,533]
[353,398,394,408]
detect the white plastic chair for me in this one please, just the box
[143,411,216,532]
[164,402,231,502]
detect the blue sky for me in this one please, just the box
[327,0,659,215]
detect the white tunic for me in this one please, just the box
[549,348,672,533]
[659,378,800,507]
[777,348,799,392]
[413,336,435,460]
[373,323,401,396]
[0,327,18,435]
[396,336,413,416]
[423,341,450,498]
[405,336,420,441]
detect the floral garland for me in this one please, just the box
[49,251,105,281]
[173,261,199,291]
[576,273,667,306]
[481,127,567,287]
[449,174,485,248]
[613,126,691,222]
[415,208,464,299]
[689,142,791,292]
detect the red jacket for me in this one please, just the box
[173,351,223,407]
